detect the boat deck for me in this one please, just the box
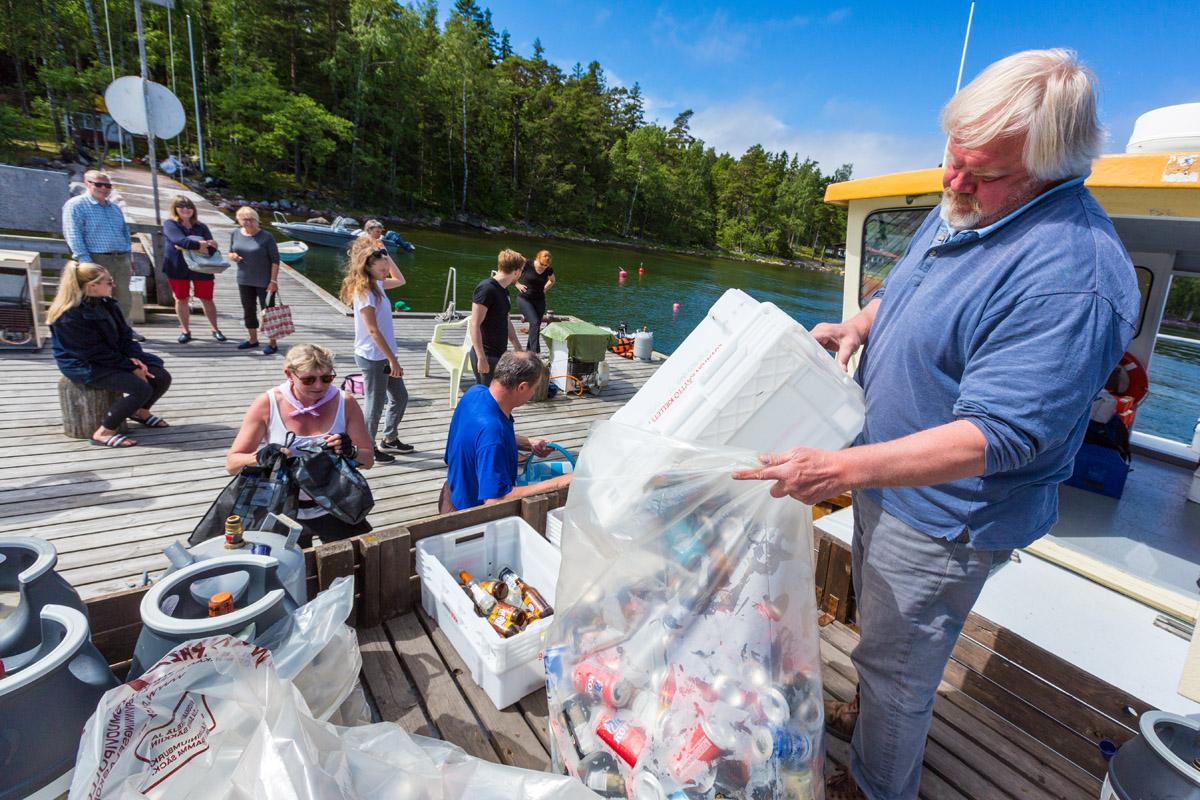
[357,609,1103,799]
[0,169,660,599]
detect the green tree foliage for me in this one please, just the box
[1165,277,1200,323]
[0,0,853,258]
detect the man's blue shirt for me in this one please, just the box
[444,385,518,510]
[855,179,1140,549]
[62,192,130,261]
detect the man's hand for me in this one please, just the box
[516,282,528,294]
[809,321,864,371]
[387,357,403,378]
[528,438,552,457]
[732,447,847,505]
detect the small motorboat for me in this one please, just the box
[277,240,309,263]
[271,212,416,252]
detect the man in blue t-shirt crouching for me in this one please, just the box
[441,351,572,512]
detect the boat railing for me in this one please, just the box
[272,210,289,225]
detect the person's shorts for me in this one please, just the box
[168,278,215,301]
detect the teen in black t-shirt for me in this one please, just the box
[516,249,556,353]
[469,249,525,385]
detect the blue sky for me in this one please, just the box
[462,1,1200,179]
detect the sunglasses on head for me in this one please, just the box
[89,181,113,188]
[293,372,336,386]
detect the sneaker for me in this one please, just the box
[381,439,415,453]
[262,344,279,355]
[825,695,859,742]
[131,331,147,342]
[237,340,258,350]
[826,767,866,800]
[177,332,192,344]
[373,447,396,463]
[212,330,228,342]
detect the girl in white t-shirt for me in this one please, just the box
[339,233,410,463]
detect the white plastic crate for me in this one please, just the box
[416,516,560,709]
[611,288,865,453]
[545,507,565,548]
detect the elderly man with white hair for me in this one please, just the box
[735,49,1140,799]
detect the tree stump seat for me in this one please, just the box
[57,377,126,439]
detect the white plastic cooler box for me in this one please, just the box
[416,516,561,709]
[611,288,865,453]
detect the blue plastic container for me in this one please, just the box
[517,443,576,487]
[1064,443,1130,499]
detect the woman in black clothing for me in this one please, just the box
[516,249,556,353]
[48,262,173,448]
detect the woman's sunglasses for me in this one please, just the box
[294,373,336,386]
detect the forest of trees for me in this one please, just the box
[0,0,852,259]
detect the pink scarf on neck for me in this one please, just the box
[278,381,337,418]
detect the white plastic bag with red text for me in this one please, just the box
[69,634,600,800]
[543,421,826,800]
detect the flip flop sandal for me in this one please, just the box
[132,414,169,428]
[91,433,136,448]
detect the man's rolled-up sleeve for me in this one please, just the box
[953,292,1132,476]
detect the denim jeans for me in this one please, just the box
[353,355,408,442]
[849,492,1011,800]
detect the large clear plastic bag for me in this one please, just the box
[70,633,600,800]
[254,574,369,723]
[544,422,825,800]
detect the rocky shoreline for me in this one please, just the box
[189,179,845,276]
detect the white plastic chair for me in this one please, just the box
[424,318,474,408]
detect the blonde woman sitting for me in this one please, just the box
[340,236,411,463]
[49,262,173,448]
[226,343,375,545]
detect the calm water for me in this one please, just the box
[276,224,1200,445]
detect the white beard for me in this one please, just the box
[939,189,984,229]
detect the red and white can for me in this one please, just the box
[668,716,738,785]
[573,659,632,707]
[594,709,648,767]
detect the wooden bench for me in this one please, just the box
[57,376,126,439]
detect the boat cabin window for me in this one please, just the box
[1149,274,1200,444]
[860,207,932,306]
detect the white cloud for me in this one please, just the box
[689,99,944,178]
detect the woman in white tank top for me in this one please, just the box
[226,344,375,545]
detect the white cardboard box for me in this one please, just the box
[611,289,865,453]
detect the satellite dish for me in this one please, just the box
[104,76,186,139]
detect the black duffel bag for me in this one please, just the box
[189,442,299,545]
[287,439,374,525]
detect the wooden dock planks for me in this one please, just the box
[0,168,661,598]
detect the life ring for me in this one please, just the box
[1105,352,1148,406]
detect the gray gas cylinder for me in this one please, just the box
[163,513,308,605]
[1102,711,1200,799]
[0,537,87,657]
[0,605,119,800]
[633,330,655,361]
[128,554,297,680]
